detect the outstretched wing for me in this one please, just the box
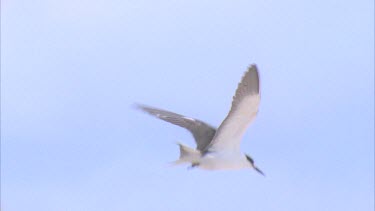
[205,65,260,152]
[136,104,216,152]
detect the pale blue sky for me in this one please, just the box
[2,0,374,210]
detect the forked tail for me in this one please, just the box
[172,143,201,165]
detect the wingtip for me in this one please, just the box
[132,102,143,110]
[133,103,152,112]
[247,64,259,75]
[247,63,260,94]
[233,63,260,98]
[248,63,257,69]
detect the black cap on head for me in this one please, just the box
[245,154,265,176]
[245,154,255,165]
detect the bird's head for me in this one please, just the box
[245,154,265,176]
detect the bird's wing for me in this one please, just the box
[205,65,260,152]
[136,104,217,152]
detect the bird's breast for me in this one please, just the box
[198,152,248,170]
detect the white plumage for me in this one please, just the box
[137,64,264,175]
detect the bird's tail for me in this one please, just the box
[171,143,201,165]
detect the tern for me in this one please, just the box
[137,64,264,175]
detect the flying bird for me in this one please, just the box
[136,64,264,175]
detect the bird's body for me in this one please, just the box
[137,64,264,175]
[198,151,250,170]
[173,143,250,170]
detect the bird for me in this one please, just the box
[136,64,264,175]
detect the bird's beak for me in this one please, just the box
[253,166,265,176]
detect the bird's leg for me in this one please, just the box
[188,163,199,170]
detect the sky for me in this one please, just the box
[1,0,374,210]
